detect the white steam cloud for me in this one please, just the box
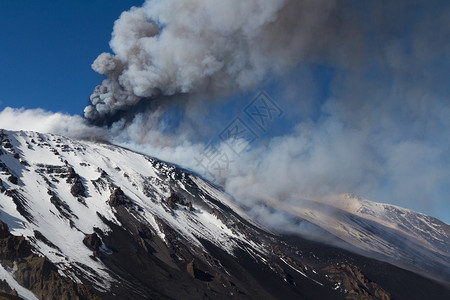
[0,107,106,140]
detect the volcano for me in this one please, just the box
[0,129,448,300]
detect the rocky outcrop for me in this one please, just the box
[13,256,94,300]
[323,264,391,300]
[4,190,33,223]
[83,232,102,257]
[187,201,193,212]
[109,186,131,206]
[268,260,296,286]
[49,191,75,221]
[91,177,107,194]
[0,228,24,257]
[186,259,196,278]
[3,140,13,149]
[34,230,61,252]
[0,220,11,239]
[0,178,5,193]
[0,220,97,300]
[65,167,86,198]
[0,282,21,300]
[70,182,86,198]
[166,187,194,211]
[186,259,212,282]
[0,279,14,294]
[7,174,18,185]
[210,207,227,224]
[166,187,182,209]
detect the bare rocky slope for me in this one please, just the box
[0,129,449,300]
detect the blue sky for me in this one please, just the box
[0,1,449,224]
[0,0,143,114]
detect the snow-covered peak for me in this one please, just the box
[274,192,450,283]
[327,193,450,256]
[0,129,267,292]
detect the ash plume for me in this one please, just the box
[81,0,450,227]
[2,0,448,233]
[85,0,356,124]
[81,0,450,226]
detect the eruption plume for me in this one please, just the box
[2,0,448,228]
[84,0,351,124]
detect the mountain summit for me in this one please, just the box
[0,129,449,300]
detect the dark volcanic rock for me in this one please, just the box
[49,192,75,221]
[324,264,391,300]
[109,187,130,206]
[0,279,12,293]
[0,220,10,239]
[186,259,196,278]
[0,220,32,260]
[65,167,86,198]
[34,230,61,252]
[70,181,86,198]
[281,234,450,300]
[14,256,94,300]
[95,213,265,300]
[0,220,97,300]
[137,225,153,240]
[66,167,86,197]
[5,190,33,223]
[3,140,12,149]
[187,201,193,211]
[166,187,182,209]
[83,232,102,257]
[0,179,6,193]
[7,174,18,185]
[0,279,20,299]
[186,259,213,281]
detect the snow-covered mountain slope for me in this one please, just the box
[0,129,269,296]
[274,193,450,283]
[0,129,449,300]
[333,194,449,255]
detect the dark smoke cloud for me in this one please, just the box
[84,0,365,124]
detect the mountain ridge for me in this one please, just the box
[0,129,449,299]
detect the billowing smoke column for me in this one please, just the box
[84,0,345,123]
[76,0,450,228]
